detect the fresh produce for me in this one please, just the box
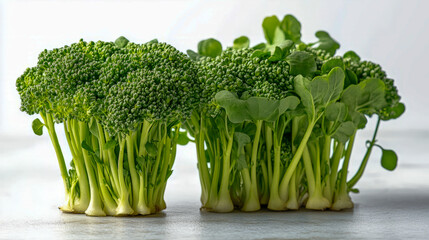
[184,14,404,212]
[16,38,199,216]
[17,14,404,216]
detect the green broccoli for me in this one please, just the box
[16,37,199,216]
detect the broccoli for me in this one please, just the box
[17,13,405,216]
[185,14,404,213]
[16,37,199,216]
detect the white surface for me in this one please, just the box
[0,131,428,239]
[1,0,429,134]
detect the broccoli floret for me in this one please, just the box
[102,42,199,135]
[198,48,293,109]
[346,60,401,119]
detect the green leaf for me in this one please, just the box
[350,111,368,129]
[341,78,386,114]
[262,15,281,45]
[245,97,279,121]
[251,50,271,59]
[350,188,360,193]
[343,51,360,62]
[234,132,251,148]
[294,67,345,120]
[115,36,129,48]
[145,142,158,158]
[177,131,190,146]
[187,50,200,61]
[32,118,44,136]
[344,69,358,88]
[314,31,340,55]
[252,43,266,50]
[233,36,250,49]
[278,96,300,115]
[215,91,250,123]
[91,151,103,165]
[272,27,286,46]
[332,121,356,143]
[146,38,158,44]
[81,140,95,153]
[279,14,302,43]
[323,67,345,104]
[321,58,345,75]
[89,118,99,139]
[217,91,298,123]
[136,156,145,167]
[198,38,222,58]
[268,47,284,62]
[381,149,398,171]
[268,40,294,62]
[234,132,251,170]
[286,51,317,77]
[325,102,347,123]
[104,140,117,150]
[294,75,315,119]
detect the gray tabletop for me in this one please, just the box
[1,130,428,239]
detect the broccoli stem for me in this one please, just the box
[138,120,152,157]
[98,122,120,195]
[279,118,317,202]
[196,113,211,206]
[305,143,330,210]
[331,131,356,210]
[137,171,150,215]
[126,131,140,213]
[326,142,345,203]
[214,128,234,212]
[348,117,381,188]
[241,120,262,212]
[154,132,172,212]
[205,134,221,210]
[63,119,90,213]
[259,156,269,205]
[78,122,105,216]
[96,164,117,215]
[41,113,69,193]
[267,127,286,210]
[286,170,299,209]
[103,130,120,197]
[148,122,167,212]
[116,138,134,216]
[265,125,273,186]
[321,135,332,202]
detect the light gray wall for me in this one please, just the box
[1,0,427,136]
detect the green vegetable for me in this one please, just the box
[16,37,199,216]
[18,13,405,216]
[184,13,404,212]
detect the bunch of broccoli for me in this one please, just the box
[16,37,199,216]
[184,14,404,212]
[17,14,404,216]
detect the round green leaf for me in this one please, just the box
[381,149,398,171]
[115,36,129,48]
[233,36,250,49]
[198,38,222,58]
[32,118,44,136]
[343,51,360,62]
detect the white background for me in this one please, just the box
[1,0,428,136]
